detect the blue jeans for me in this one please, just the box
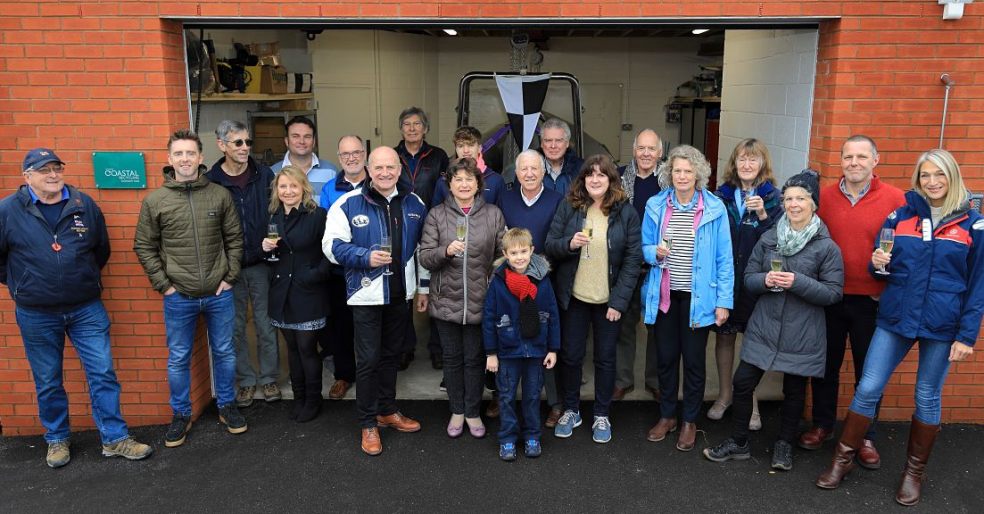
[496,357,544,445]
[233,264,280,387]
[850,327,952,425]
[16,300,129,445]
[163,289,237,415]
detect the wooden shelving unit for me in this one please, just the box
[197,93,314,103]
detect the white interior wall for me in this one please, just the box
[718,29,819,184]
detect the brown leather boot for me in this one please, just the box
[815,410,872,489]
[896,417,939,506]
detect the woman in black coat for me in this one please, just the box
[545,154,642,444]
[262,166,332,423]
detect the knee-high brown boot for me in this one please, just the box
[896,417,939,506]
[816,410,873,489]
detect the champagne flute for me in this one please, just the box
[455,217,467,258]
[266,222,280,262]
[769,248,784,292]
[581,219,593,259]
[875,228,895,275]
[658,229,673,269]
[380,235,394,276]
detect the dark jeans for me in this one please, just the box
[281,328,322,395]
[435,320,484,418]
[560,297,621,418]
[352,301,410,428]
[811,295,880,439]
[651,291,710,423]
[496,357,544,445]
[324,274,356,382]
[732,361,808,445]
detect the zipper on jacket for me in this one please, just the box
[187,188,205,293]
[461,213,469,325]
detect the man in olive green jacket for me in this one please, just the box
[133,129,247,448]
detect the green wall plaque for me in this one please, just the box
[92,152,147,189]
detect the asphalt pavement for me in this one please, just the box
[1,399,981,513]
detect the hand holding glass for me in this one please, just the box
[768,249,784,292]
[658,230,673,269]
[266,223,280,262]
[582,219,593,259]
[455,217,467,257]
[380,235,394,276]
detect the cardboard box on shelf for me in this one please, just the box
[261,66,288,94]
[243,65,262,94]
[259,98,317,111]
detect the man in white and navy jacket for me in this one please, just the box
[323,146,429,456]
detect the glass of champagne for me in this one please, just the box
[266,223,280,262]
[769,248,784,292]
[455,217,467,257]
[658,229,673,269]
[875,228,895,275]
[380,235,394,276]
[581,219,593,259]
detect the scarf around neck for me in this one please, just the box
[776,214,821,256]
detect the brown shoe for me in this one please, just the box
[485,398,500,419]
[858,439,881,470]
[545,407,563,428]
[361,428,382,456]
[328,380,351,400]
[896,417,939,506]
[646,418,678,442]
[676,422,697,451]
[376,412,421,433]
[799,426,834,450]
[612,385,634,401]
[816,411,873,489]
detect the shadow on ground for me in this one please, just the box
[1,400,981,512]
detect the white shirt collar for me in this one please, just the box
[282,153,321,172]
[521,185,545,207]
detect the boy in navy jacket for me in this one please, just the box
[483,228,560,461]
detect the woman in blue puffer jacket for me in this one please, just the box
[816,149,983,506]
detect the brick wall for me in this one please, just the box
[0,1,982,435]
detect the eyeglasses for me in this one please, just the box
[223,139,254,148]
[338,150,365,160]
[29,165,65,175]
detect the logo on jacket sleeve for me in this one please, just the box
[407,212,421,220]
[973,219,984,231]
[351,215,369,228]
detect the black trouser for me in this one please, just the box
[282,327,322,396]
[435,320,484,418]
[651,291,710,423]
[323,274,356,382]
[352,301,409,428]
[561,297,621,418]
[732,360,808,446]
[811,294,880,439]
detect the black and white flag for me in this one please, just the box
[495,73,551,151]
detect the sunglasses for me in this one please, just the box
[223,139,254,148]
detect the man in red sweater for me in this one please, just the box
[800,135,905,469]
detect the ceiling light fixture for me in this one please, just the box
[443,29,458,36]
[692,28,710,35]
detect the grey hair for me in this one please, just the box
[541,118,571,141]
[657,145,712,190]
[514,148,544,170]
[398,107,430,133]
[215,120,249,141]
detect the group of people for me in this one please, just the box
[1,108,980,508]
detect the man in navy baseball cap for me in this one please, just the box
[22,147,64,171]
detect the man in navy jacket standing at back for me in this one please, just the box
[0,148,152,468]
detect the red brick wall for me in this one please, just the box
[0,1,982,435]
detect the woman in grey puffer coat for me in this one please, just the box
[418,158,506,438]
[704,170,843,471]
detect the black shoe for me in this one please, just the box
[771,440,794,471]
[289,385,305,420]
[439,379,447,392]
[431,354,443,370]
[702,437,751,462]
[218,405,248,434]
[398,352,415,371]
[164,414,192,448]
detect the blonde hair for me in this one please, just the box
[269,166,317,214]
[657,145,712,190]
[911,149,968,218]
[501,227,533,252]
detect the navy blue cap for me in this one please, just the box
[23,148,64,171]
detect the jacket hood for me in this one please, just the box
[905,189,972,225]
[162,165,211,190]
[493,252,551,280]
